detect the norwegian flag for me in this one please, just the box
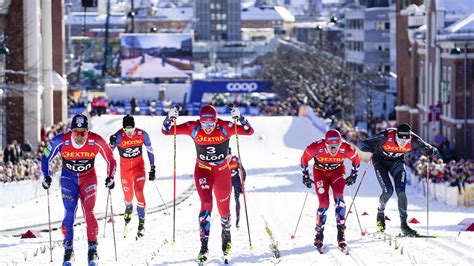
[428,103,441,122]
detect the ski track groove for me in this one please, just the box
[423,238,474,265]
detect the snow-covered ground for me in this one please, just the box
[1,115,473,265]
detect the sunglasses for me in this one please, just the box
[72,131,88,137]
[326,144,341,151]
[201,122,216,128]
[123,127,135,135]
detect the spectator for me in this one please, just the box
[3,141,20,165]
[21,139,34,159]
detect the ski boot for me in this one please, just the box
[63,241,74,266]
[198,238,209,264]
[236,217,240,229]
[137,218,145,239]
[337,225,349,255]
[123,204,133,238]
[222,229,232,256]
[376,209,386,232]
[314,227,324,252]
[401,221,419,237]
[87,241,98,266]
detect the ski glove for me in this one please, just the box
[109,134,117,147]
[168,107,179,121]
[426,146,439,157]
[345,171,357,186]
[230,107,241,119]
[42,176,52,190]
[105,177,115,189]
[149,165,156,181]
[302,170,312,188]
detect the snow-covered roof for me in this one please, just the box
[135,7,193,21]
[437,14,474,41]
[66,13,126,25]
[241,6,294,22]
[436,0,474,15]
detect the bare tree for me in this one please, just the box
[257,41,355,120]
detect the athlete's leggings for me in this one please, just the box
[373,159,408,222]
[61,175,98,242]
[194,160,232,240]
[313,166,346,230]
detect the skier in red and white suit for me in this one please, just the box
[109,114,155,238]
[162,105,253,262]
[300,129,360,250]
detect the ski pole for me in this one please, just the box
[47,189,53,262]
[172,104,180,246]
[108,189,118,261]
[291,190,309,239]
[426,157,430,236]
[232,108,253,250]
[153,181,171,215]
[103,190,110,237]
[350,191,365,236]
[345,158,372,221]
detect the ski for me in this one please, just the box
[338,245,350,255]
[223,255,229,264]
[369,230,449,239]
[316,245,327,254]
[123,223,129,238]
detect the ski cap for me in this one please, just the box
[71,113,88,130]
[122,114,135,128]
[199,105,217,123]
[325,129,342,145]
[396,123,411,139]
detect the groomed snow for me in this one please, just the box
[1,115,473,265]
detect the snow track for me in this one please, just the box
[1,115,473,265]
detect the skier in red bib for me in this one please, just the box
[162,105,254,263]
[359,123,438,236]
[300,129,360,252]
[109,115,155,238]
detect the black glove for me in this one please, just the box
[105,177,115,189]
[149,165,156,181]
[345,170,357,186]
[109,134,117,146]
[42,176,52,190]
[302,170,312,188]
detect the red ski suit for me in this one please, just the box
[162,118,253,238]
[111,128,154,209]
[301,139,360,228]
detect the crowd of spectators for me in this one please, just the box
[405,152,474,194]
[1,123,65,183]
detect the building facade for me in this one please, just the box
[344,6,394,124]
[0,0,67,148]
[194,0,241,41]
[396,0,474,159]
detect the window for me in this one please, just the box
[210,3,214,9]
[385,22,390,30]
[376,22,385,30]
